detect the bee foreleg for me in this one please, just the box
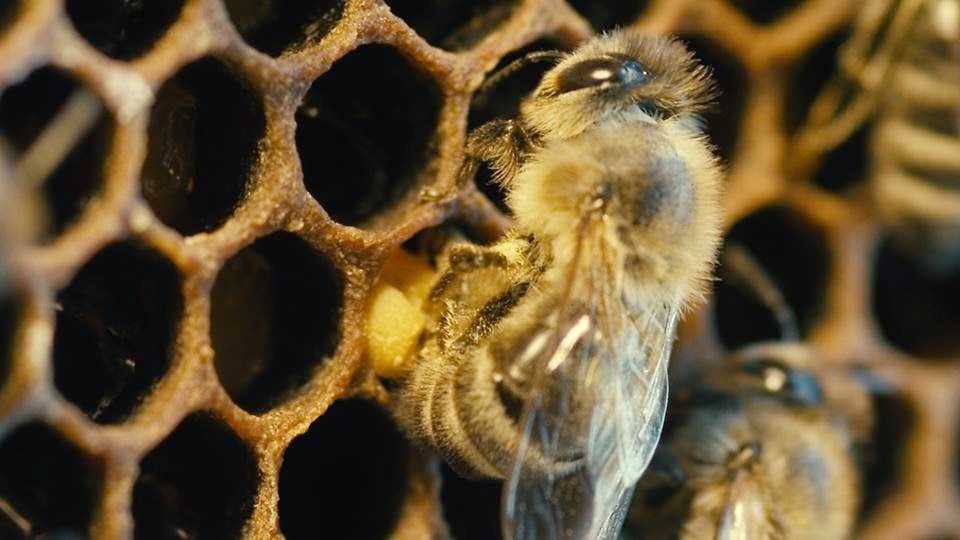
[430,236,535,304]
[459,119,532,187]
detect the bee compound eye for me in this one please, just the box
[741,357,825,406]
[741,357,790,388]
[555,55,651,94]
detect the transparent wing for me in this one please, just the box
[501,218,680,540]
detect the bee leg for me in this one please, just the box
[455,153,481,187]
[431,236,532,299]
[446,243,511,272]
[457,119,532,187]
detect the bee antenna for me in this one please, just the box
[477,50,565,96]
[14,88,101,189]
[722,244,800,342]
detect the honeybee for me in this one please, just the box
[793,0,960,270]
[385,30,723,539]
[624,342,872,540]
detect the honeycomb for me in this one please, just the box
[0,0,957,538]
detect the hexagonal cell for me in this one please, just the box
[142,58,265,237]
[714,206,830,349]
[279,399,408,539]
[210,232,343,414]
[872,238,960,359]
[0,67,109,244]
[728,0,803,24]
[297,45,442,227]
[132,412,258,539]
[0,422,102,537]
[857,392,914,524]
[65,0,186,60]
[385,0,518,50]
[52,241,183,424]
[224,0,345,57]
[568,0,648,31]
[440,464,501,540]
[468,38,568,213]
[0,296,21,389]
[679,36,748,163]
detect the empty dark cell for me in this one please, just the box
[440,464,501,540]
[298,45,442,226]
[0,70,96,149]
[786,26,851,133]
[132,413,258,540]
[468,39,567,213]
[0,422,102,537]
[568,0,648,30]
[679,36,747,163]
[65,0,186,60]
[714,207,830,349]
[0,68,108,243]
[52,241,183,424]
[728,0,802,24]
[142,58,264,236]
[0,297,20,389]
[225,0,344,57]
[871,238,960,359]
[385,0,517,50]
[468,39,566,129]
[279,399,408,539]
[857,392,913,525]
[712,268,784,348]
[210,232,343,413]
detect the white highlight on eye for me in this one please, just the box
[763,367,788,393]
[591,68,614,80]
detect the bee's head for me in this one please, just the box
[726,342,874,442]
[520,32,716,139]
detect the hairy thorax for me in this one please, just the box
[509,119,722,308]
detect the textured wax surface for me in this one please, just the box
[0,0,957,538]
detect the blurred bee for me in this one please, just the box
[386,30,723,539]
[624,342,872,540]
[794,0,960,271]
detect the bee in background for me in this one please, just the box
[379,30,723,539]
[871,0,960,271]
[624,342,872,540]
[793,0,960,271]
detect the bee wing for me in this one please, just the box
[501,218,679,540]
